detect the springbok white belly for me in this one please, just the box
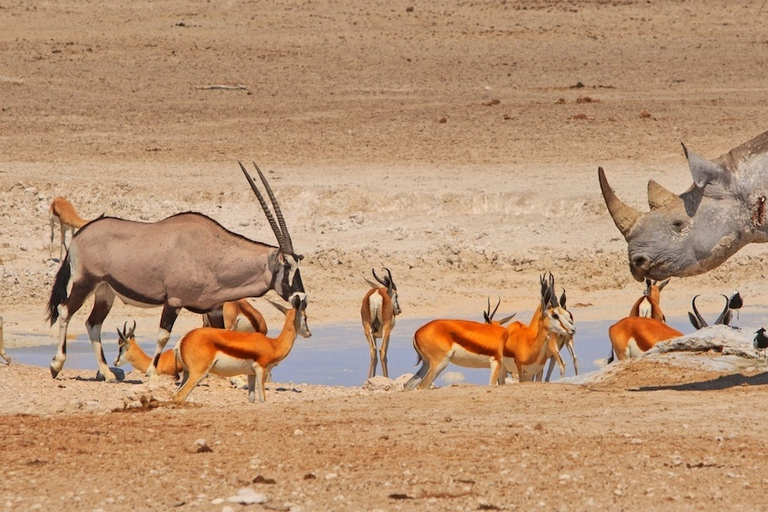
[448,344,495,368]
[626,337,644,359]
[211,354,257,377]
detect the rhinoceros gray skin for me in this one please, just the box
[599,130,768,281]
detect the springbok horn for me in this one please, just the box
[598,167,642,239]
[715,294,732,326]
[689,295,707,329]
[372,268,389,288]
[252,161,295,255]
[496,313,517,325]
[488,296,501,321]
[238,161,285,249]
[647,180,681,210]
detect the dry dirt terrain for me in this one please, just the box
[3,0,768,510]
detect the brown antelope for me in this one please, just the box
[629,278,669,321]
[361,268,401,379]
[47,162,304,382]
[0,316,10,365]
[501,274,575,382]
[607,317,683,362]
[173,293,310,404]
[49,196,91,261]
[203,299,268,334]
[404,273,573,390]
[114,321,181,376]
[524,294,578,382]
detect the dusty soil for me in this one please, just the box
[3,0,768,510]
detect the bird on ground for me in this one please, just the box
[754,328,768,359]
[728,291,743,327]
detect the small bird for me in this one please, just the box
[728,291,743,327]
[754,328,768,359]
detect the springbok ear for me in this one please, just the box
[657,278,671,291]
[682,142,729,189]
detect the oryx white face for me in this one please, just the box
[274,252,304,301]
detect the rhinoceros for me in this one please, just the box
[599,129,768,281]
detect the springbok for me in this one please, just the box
[501,274,575,383]
[0,316,10,365]
[404,273,573,390]
[46,162,304,382]
[203,299,269,334]
[607,317,683,362]
[173,292,310,404]
[525,291,578,382]
[361,268,401,379]
[598,130,768,281]
[49,196,91,261]
[629,278,669,322]
[688,294,732,330]
[114,321,181,377]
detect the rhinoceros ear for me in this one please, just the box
[682,142,729,189]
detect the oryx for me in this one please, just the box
[46,162,304,382]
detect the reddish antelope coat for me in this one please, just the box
[49,196,91,261]
[113,321,182,377]
[361,268,401,379]
[607,317,682,362]
[174,293,310,404]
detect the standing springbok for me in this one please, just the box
[46,162,304,382]
[49,196,91,261]
[114,321,181,377]
[524,290,578,382]
[361,268,401,379]
[173,292,310,404]
[629,278,670,322]
[404,273,573,390]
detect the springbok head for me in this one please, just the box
[598,131,768,281]
[370,267,401,316]
[482,296,516,325]
[239,161,304,300]
[113,320,137,367]
[268,292,311,338]
[540,273,575,337]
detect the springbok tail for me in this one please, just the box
[606,345,615,365]
[47,254,71,325]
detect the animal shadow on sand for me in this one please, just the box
[630,371,768,392]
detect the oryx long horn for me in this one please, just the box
[688,295,707,329]
[238,161,285,249]
[252,161,295,255]
[598,167,642,239]
[715,294,732,326]
[647,180,681,210]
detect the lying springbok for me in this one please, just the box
[599,129,768,281]
[361,268,401,379]
[114,321,181,377]
[173,292,310,404]
[688,294,732,330]
[629,278,670,322]
[46,162,304,382]
[0,316,10,365]
[404,273,573,390]
[49,196,91,261]
[501,274,575,383]
[607,317,683,362]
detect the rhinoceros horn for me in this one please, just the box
[598,167,641,239]
[647,180,682,210]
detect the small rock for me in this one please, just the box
[193,439,213,453]
[227,488,267,505]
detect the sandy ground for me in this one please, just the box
[3,0,768,510]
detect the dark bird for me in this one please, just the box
[754,328,768,359]
[728,291,743,327]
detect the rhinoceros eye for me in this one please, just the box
[672,219,686,231]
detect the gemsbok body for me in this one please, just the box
[629,278,669,322]
[46,162,304,382]
[114,321,181,377]
[361,268,401,379]
[49,196,91,261]
[173,293,310,404]
[607,317,683,362]
[404,273,573,389]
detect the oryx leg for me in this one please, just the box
[203,306,225,329]
[84,283,117,382]
[50,279,98,378]
[147,304,180,380]
[364,326,379,379]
